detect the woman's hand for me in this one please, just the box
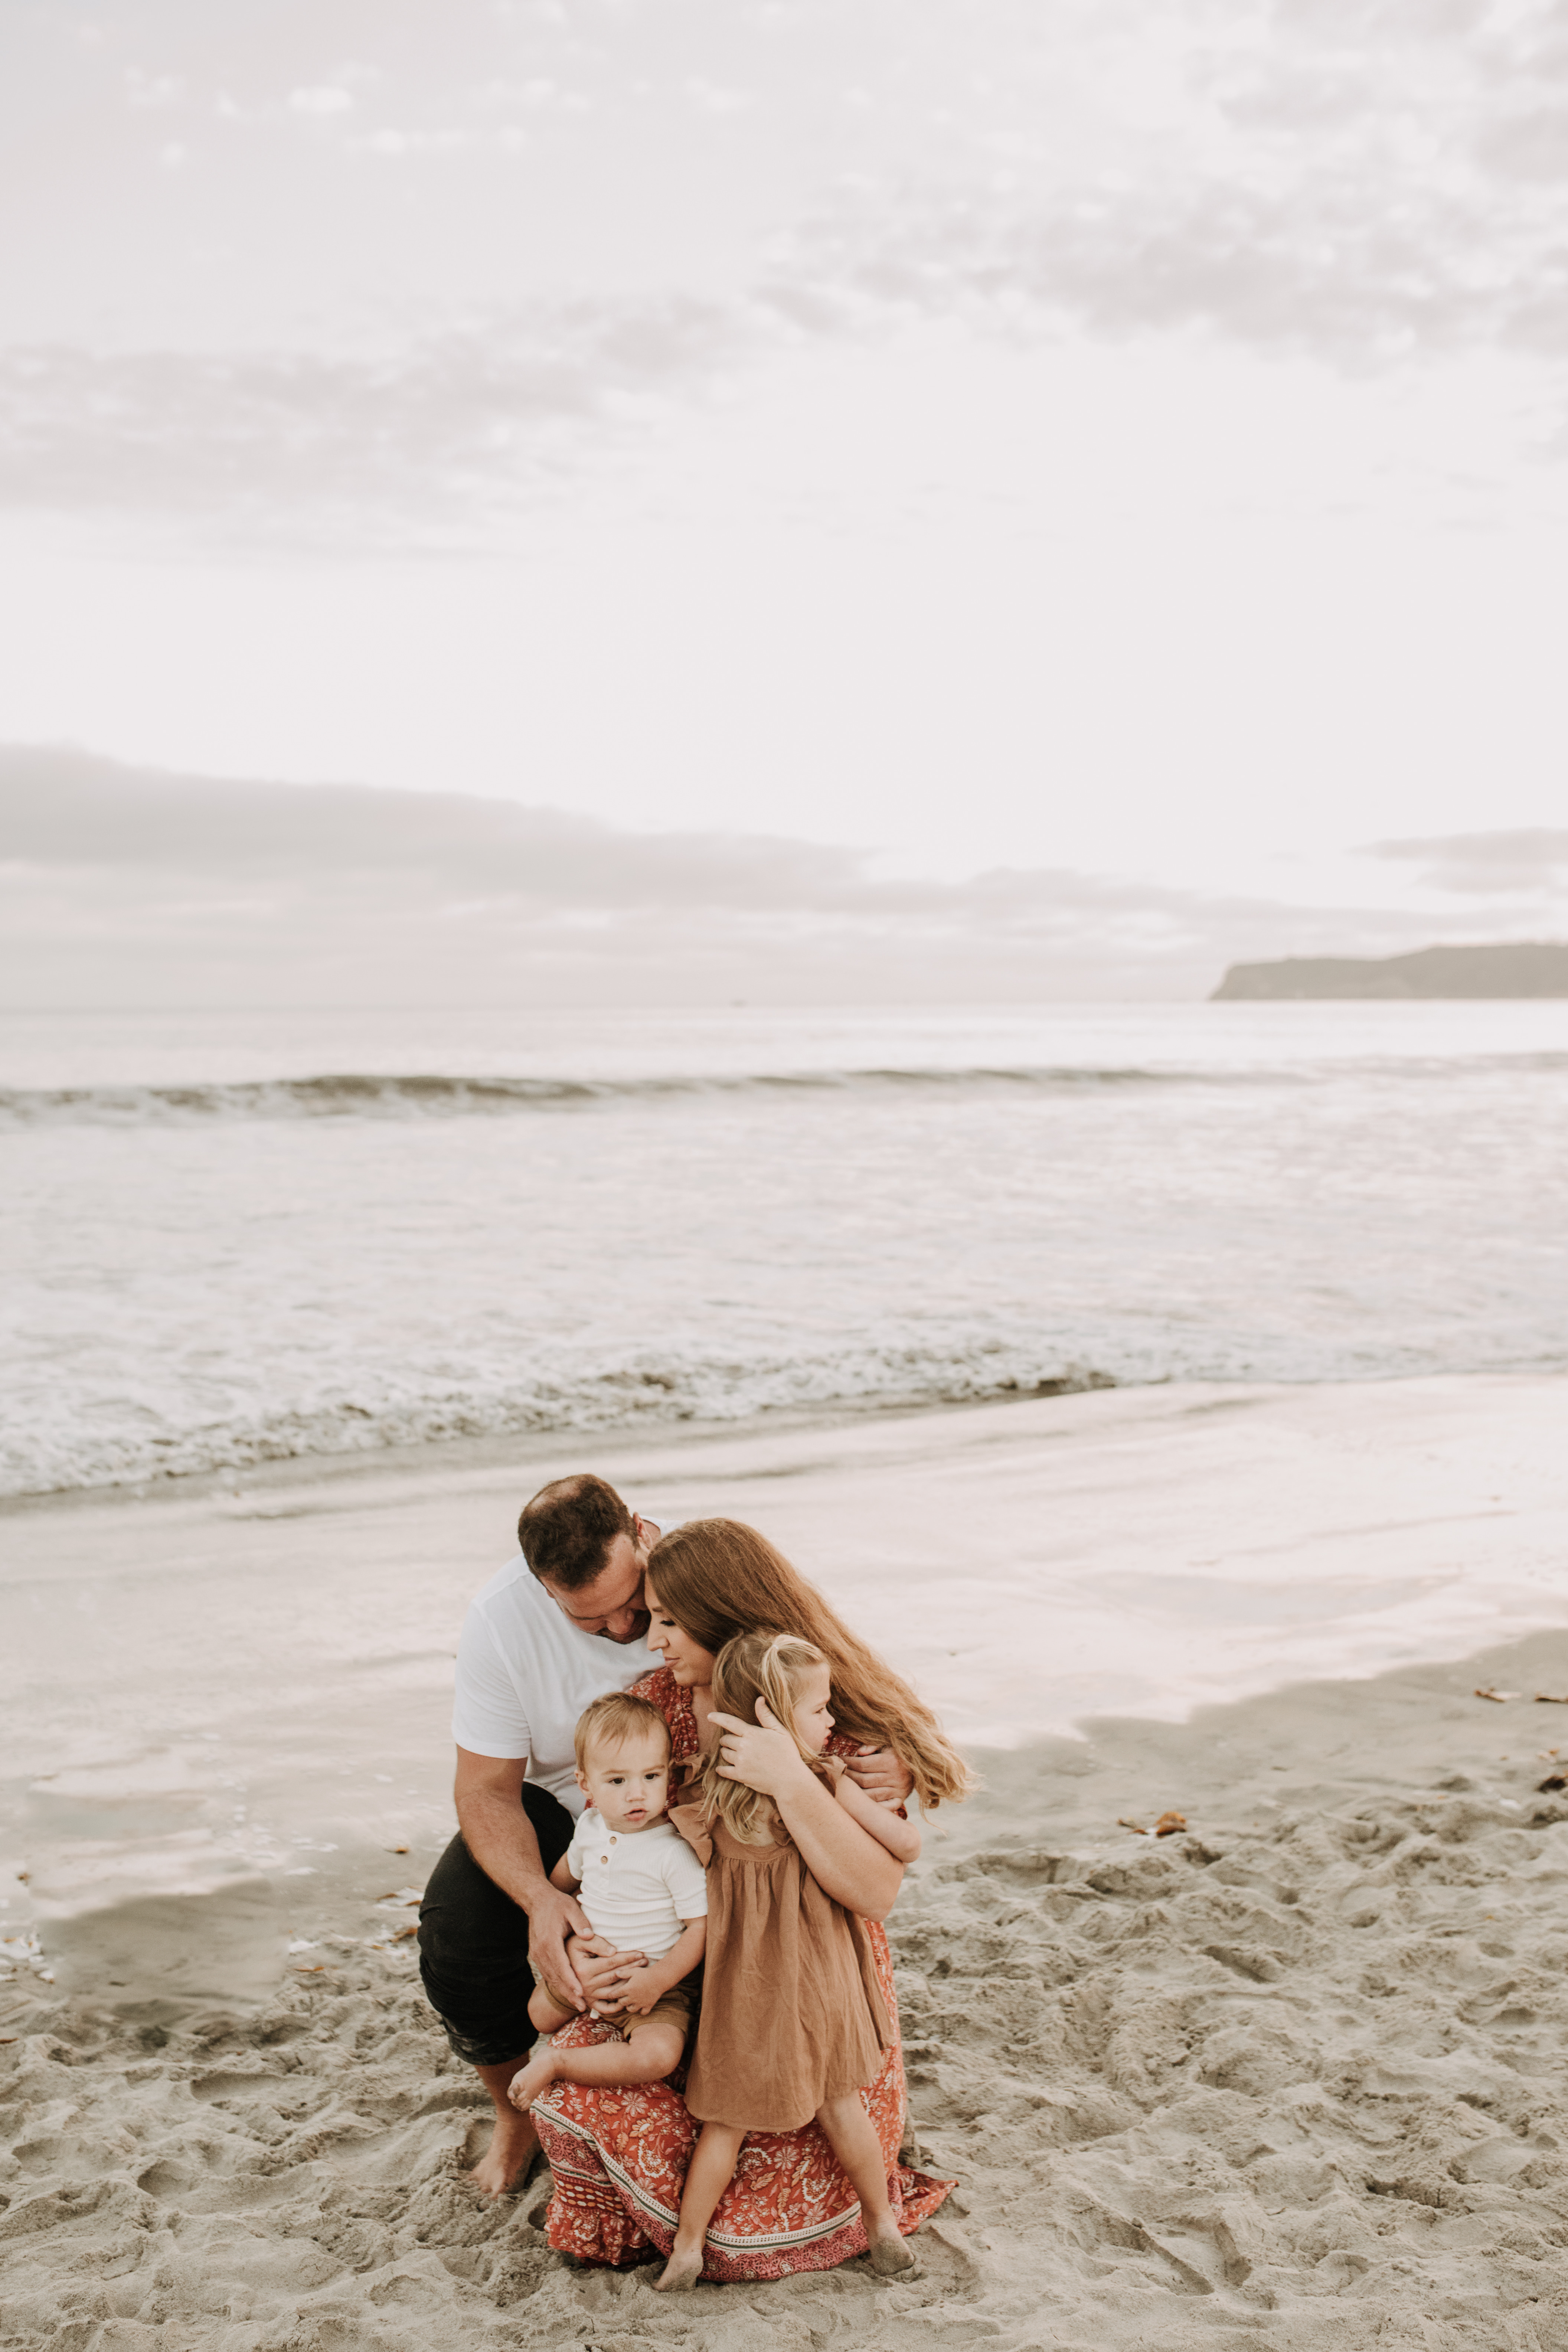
[710,1698,816,1799]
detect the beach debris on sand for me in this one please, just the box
[1116,1810,1187,1839]
[1473,1685,1518,1702]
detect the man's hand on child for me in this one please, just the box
[843,1744,914,1808]
[527,1882,596,2008]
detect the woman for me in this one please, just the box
[529,1518,973,2281]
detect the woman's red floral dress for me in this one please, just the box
[529,1665,952,2280]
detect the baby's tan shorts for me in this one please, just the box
[610,1982,693,2042]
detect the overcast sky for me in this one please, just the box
[4,0,1568,1001]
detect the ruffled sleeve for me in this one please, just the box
[668,1799,713,1867]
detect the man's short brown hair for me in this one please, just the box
[518,1473,636,1593]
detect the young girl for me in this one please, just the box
[655,1630,923,2293]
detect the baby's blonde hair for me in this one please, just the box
[699,1630,829,1847]
[574,1689,671,1775]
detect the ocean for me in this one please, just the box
[4,999,1567,1500]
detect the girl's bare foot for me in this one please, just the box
[653,2244,705,2291]
[868,2224,917,2276]
[506,2052,557,2114]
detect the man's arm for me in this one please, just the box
[453,1748,594,2008]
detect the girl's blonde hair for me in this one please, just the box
[646,1518,975,1812]
[700,1631,830,1846]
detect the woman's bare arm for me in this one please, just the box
[712,1704,905,1920]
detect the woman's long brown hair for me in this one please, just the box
[645,1518,974,1810]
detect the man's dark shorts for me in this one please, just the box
[418,1781,575,2069]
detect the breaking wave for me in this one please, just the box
[4,1051,1564,1126]
[0,1342,1120,1499]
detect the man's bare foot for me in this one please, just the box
[868,2225,917,2277]
[653,2244,705,2291]
[468,2107,540,2199]
[506,2052,557,2114]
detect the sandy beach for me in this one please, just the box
[10,0,1568,2328]
[6,1376,1568,2348]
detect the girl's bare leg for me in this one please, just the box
[508,2021,685,2113]
[816,2094,916,2275]
[655,2121,745,2292]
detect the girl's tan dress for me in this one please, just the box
[677,1809,892,2135]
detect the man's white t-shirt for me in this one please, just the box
[452,1550,659,1815]
[565,1810,708,1961]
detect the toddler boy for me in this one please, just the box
[507,1691,707,2113]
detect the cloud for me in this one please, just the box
[781,0,1568,369]
[0,745,1529,1008]
[1369,829,1568,894]
[0,743,862,908]
[8,1,1568,540]
[0,742,1195,928]
[0,301,748,532]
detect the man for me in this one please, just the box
[418,1472,660,2197]
[419,1471,912,2198]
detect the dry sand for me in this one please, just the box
[5,1377,1568,2349]
[10,1634,1568,2350]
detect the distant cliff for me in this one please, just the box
[1212,943,1568,1000]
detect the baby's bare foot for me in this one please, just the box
[653,2245,705,2292]
[868,2225,917,2277]
[506,2054,556,2114]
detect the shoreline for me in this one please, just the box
[0,1354,1558,1526]
[0,1378,1126,1523]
